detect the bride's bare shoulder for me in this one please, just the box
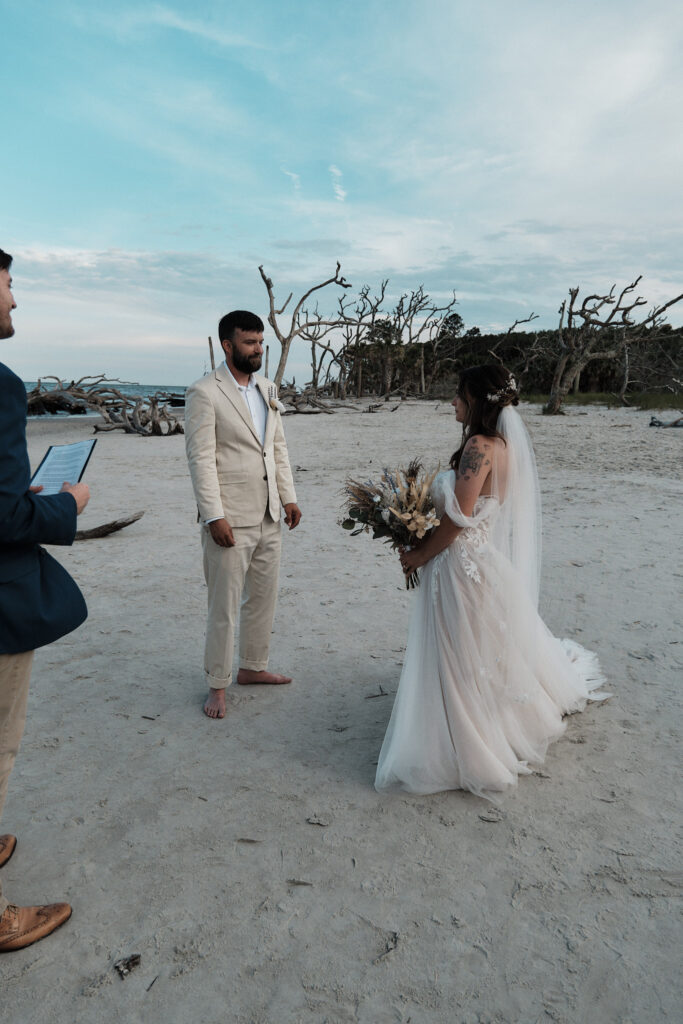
[463,433,505,454]
[458,434,497,481]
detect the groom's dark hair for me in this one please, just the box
[0,249,13,272]
[218,310,264,343]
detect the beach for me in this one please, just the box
[1,400,681,1024]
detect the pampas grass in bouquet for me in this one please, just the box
[341,459,440,588]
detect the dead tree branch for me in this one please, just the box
[258,263,353,387]
[75,511,145,540]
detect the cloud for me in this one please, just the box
[74,3,266,50]
[282,169,301,191]
[7,244,261,382]
[272,238,346,255]
[329,165,347,203]
[13,245,266,313]
[7,0,682,382]
[140,4,267,49]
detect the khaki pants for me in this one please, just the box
[0,650,34,915]
[202,515,281,688]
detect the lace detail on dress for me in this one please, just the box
[430,547,450,600]
[454,503,492,584]
[457,545,482,583]
[460,504,494,548]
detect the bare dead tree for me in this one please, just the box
[419,296,466,393]
[504,313,540,336]
[334,287,461,398]
[543,277,683,414]
[390,287,459,395]
[296,281,389,400]
[617,344,630,404]
[299,307,349,393]
[338,282,388,398]
[258,263,352,388]
[300,284,462,399]
[487,313,543,389]
[619,333,682,401]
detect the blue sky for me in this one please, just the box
[3,0,682,384]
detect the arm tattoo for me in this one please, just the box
[459,439,491,480]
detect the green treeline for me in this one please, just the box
[332,316,682,401]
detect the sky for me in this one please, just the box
[2,0,682,384]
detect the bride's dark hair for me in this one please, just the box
[450,364,519,471]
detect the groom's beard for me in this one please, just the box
[232,349,262,374]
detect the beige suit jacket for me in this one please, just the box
[185,365,297,527]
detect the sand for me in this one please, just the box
[0,401,681,1024]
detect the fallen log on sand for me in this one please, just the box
[649,415,683,428]
[75,511,145,540]
[93,393,184,435]
[278,385,335,414]
[27,376,184,436]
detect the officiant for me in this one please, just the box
[0,247,91,953]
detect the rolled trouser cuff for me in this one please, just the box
[204,670,232,689]
[238,657,269,672]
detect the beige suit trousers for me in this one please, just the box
[202,514,281,687]
[0,650,34,915]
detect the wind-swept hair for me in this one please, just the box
[0,249,13,272]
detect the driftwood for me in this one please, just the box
[93,392,184,436]
[75,511,145,540]
[649,415,683,428]
[26,376,184,436]
[278,384,338,414]
[26,377,89,415]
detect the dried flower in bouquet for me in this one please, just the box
[341,459,440,588]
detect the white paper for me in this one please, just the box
[31,439,97,495]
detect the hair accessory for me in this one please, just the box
[486,374,518,404]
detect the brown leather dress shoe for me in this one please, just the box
[0,902,72,952]
[0,834,17,868]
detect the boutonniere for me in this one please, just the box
[268,384,286,413]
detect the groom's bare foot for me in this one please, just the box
[237,668,292,685]
[203,687,226,718]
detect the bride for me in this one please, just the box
[375,364,609,798]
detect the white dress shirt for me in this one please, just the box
[205,363,269,524]
[223,362,268,445]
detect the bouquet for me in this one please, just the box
[341,459,440,588]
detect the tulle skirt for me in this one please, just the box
[374,538,609,798]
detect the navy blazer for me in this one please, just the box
[0,362,87,654]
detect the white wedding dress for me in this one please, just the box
[375,407,609,798]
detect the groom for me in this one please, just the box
[185,310,301,719]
